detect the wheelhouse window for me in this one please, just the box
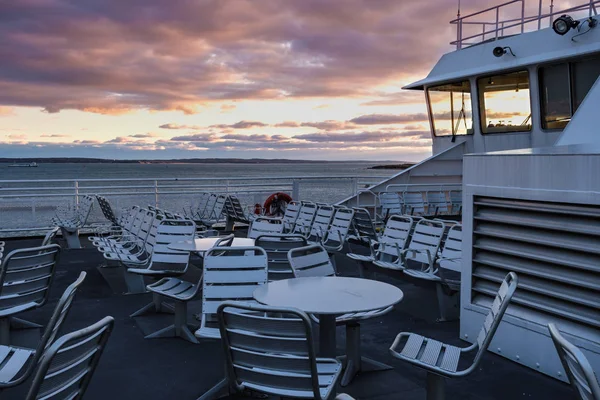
[478,70,532,134]
[427,80,473,137]
[540,56,600,130]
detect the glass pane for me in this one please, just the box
[427,80,473,137]
[572,57,600,112]
[540,63,571,130]
[478,71,532,134]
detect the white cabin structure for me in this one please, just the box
[342,0,600,382]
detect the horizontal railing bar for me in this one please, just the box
[0,186,77,192]
[450,0,523,23]
[0,175,386,184]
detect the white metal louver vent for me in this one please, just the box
[471,196,600,330]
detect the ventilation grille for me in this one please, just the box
[472,196,600,330]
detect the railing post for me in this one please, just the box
[226,180,230,193]
[495,7,500,40]
[352,178,359,197]
[31,198,36,221]
[521,0,525,33]
[292,179,300,201]
[74,181,79,207]
[154,180,159,207]
[538,0,543,30]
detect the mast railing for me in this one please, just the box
[451,0,600,49]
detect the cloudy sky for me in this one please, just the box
[0,0,509,161]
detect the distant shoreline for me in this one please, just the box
[0,157,406,165]
[368,163,415,170]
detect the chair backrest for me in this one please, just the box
[193,192,211,218]
[292,202,318,236]
[199,247,268,338]
[147,219,196,273]
[307,204,335,242]
[403,191,426,215]
[0,244,61,311]
[439,224,462,272]
[469,272,518,371]
[282,201,301,231]
[548,323,600,400]
[288,244,335,278]
[248,218,284,239]
[321,207,355,249]
[214,233,235,248]
[224,195,248,222]
[76,195,95,225]
[406,219,445,265]
[426,191,448,214]
[4,272,86,387]
[450,190,462,208]
[379,192,403,218]
[255,234,307,281]
[351,207,379,243]
[210,195,227,221]
[217,301,325,400]
[377,215,414,258]
[201,194,218,220]
[119,205,141,234]
[41,227,60,247]
[95,195,118,225]
[25,316,115,400]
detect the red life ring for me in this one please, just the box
[263,192,293,216]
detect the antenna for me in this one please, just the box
[457,0,461,19]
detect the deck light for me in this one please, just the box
[553,15,579,35]
[493,46,516,57]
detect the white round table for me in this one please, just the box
[167,237,255,254]
[253,276,403,358]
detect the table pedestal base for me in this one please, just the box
[338,355,394,386]
[318,314,337,358]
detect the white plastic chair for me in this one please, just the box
[195,246,268,340]
[255,234,307,281]
[348,207,380,246]
[305,204,335,243]
[402,219,446,276]
[403,191,426,215]
[378,192,403,220]
[320,207,355,252]
[351,215,414,267]
[292,202,318,236]
[209,301,343,400]
[390,272,518,400]
[247,218,284,239]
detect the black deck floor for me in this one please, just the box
[1,235,575,400]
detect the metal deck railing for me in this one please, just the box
[0,175,387,234]
[451,0,600,49]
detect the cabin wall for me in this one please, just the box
[461,150,600,382]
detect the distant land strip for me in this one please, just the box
[0,157,413,165]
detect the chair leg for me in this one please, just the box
[426,372,446,400]
[0,318,9,345]
[435,283,460,322]
[196,378,229,400]
[123,271,148,294]
[174,302,199,344]
[130,293,175,317]
[10,317,43,329]
[341,322,361,387]
[60,227,82,248]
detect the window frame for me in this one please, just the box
[538,55,600,132]
[477,69,533,135]
[426,79,474,138]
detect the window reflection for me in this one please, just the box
[428,80,473,137]
[478,71,532,134]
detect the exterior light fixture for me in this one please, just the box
[553,15,579,35]
[493,46,516,57]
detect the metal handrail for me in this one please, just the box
[451,0,600,49]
